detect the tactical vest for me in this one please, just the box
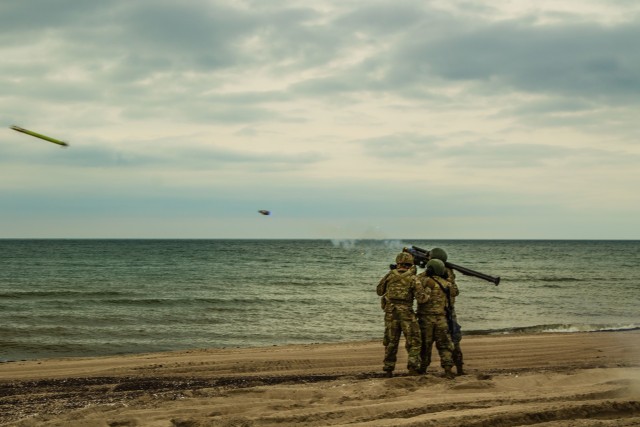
[417,276,450,315]
[385,270,415,304]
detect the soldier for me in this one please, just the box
[429,248,464,375]
[376,252,428,377]
[417,258,456,378]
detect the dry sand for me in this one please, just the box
[1,330,639,426]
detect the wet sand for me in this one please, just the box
[1,330,639,426]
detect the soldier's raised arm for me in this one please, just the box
[377,271,391,296]
[414,277,430,304]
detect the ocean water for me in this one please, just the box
[1,239,638,361]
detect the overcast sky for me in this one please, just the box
[1,0,639,239]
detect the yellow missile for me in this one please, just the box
[11,125,69,147]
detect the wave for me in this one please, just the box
[0,290,130,299]
[465,323,640,335]
[40,296,326,307]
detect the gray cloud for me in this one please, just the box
[4,2,640,99]
[392,20,640,103]
[335,2,429,34]
[0,1,108,37]
[5,0,637,127]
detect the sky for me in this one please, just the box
[1,0,639,239]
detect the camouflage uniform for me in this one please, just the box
[416,273,455,374]
[377,267,427,374]
[445,267,464,374]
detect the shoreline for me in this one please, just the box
[1,330,639,426]
[4,324,639,364]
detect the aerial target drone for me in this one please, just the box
[258,210,271,216]
[11,125,69,147]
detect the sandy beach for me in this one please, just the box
[1,330,639,426]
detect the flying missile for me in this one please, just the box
[258,210,271,216]
[11,125,69,147]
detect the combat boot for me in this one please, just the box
[443,366,455,379]
[456,363,465,376]
[384,370,393,378]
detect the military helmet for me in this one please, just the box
[429,247,448,262]
[426,259,446,276]
[395,252,414,265]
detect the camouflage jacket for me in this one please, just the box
[377,268,428,312]
[416,274,457,316]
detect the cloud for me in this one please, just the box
[392,20,640,103]
[1,0,639,238]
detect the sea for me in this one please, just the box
[1,239,638,362]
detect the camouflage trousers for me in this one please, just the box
[382,305,422,372]
[417,314,454,371]
[451,311,463,369]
